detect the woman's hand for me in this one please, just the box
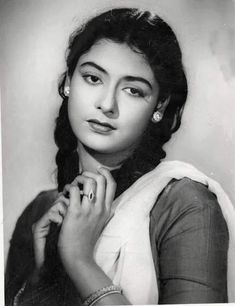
[32,194,69,271]
[57,167,116,276]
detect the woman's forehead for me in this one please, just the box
[77,39,155,81]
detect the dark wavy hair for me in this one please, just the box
[54,8,188,192]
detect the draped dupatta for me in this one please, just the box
[94,161,235,304]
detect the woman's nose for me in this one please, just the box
[96,86,119,117]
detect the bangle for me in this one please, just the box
[82,285,122,306]
[13,282,27,306]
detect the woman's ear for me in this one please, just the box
[151,96,171,123]
[64,74,71,97]
[156,95,171,113]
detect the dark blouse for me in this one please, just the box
[5,177,228,305]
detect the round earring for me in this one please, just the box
[151,111,163,123]
[64,86,70,96]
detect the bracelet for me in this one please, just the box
[82,285,122,306]
[13,282,27,306]
[89,290,121,306]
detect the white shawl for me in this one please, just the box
[94,161,235,304]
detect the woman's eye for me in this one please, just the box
[83,74,102,85]
[125,87,144,97]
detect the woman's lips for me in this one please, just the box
[87,119,116,133]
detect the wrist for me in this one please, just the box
[59,245,95,271]
[66,256,96,276]
[64,258,103,293]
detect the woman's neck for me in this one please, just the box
[77,142,131,174]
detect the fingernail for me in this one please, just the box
[97,166,103,172]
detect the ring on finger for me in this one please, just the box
[82,189,95,202]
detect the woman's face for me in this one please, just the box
[68,39,159,155]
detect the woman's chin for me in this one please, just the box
[80,139,131,156]
[83,143,119,155]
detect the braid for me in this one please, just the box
[54,98,79,192]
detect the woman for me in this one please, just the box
[5,8,232,305]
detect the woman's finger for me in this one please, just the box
[72,175,97,204]
[50,200,68,217]
[32,210,63,237]
[48,210,64,225]
[33,210,52,229]
[55,194,70,206]
[68,185,81,213]
[97,167,116,211]
[72,175,97,211]
[82,171,106,207]
[33,200,68,231]
[63,184,71,195]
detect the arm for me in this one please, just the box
[57,168,130,305]
[150,178,229,304]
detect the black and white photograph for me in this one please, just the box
[1,0,235,305]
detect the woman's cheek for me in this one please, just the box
[125,102,153,128]
[121,112,151,143]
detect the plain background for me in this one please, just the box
[1,0,235,281]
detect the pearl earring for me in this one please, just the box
[64,86,70,96]
[151,111,163,123]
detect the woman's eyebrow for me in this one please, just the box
[80,61,107,73]
[124,76,152,90]
[79,61,152,89]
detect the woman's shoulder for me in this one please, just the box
[29,188,58,214]
[149,177,228,243]
[8,189,58,255]
[149,176,229,255]
[151,177,222,220]
[17,189,58,227]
